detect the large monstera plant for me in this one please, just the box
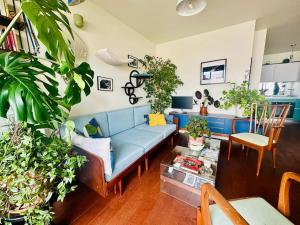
[0,1,94,224]
[0,0,94,127]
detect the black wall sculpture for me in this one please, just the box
[122,70,152,105]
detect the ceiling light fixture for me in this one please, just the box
[176,0,207,17]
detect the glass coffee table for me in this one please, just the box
[160,138,221,208]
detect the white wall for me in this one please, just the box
[67,1,155,116]
[156,21,256,115]
[263,51,300,96]
[263,51,300,64]
[250,29,267,89]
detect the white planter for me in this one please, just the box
[234,106,245,118]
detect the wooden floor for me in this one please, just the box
[54,122,300,225]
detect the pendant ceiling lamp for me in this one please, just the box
[176,0,207,17]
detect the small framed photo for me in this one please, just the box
[97,76,113,91]
[201,59,227,85]
[128,55,139,68]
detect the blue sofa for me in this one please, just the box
[72,105,178,196]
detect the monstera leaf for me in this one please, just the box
[0,52,66,124]
[63,62,94,106]
[21,0,75,67]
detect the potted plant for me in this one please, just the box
[0,1,94,224]
[220,81,266,117]
[195,90,221,116]
[139,55,183,113]
[186,117,211,151]
[0,124,86,224]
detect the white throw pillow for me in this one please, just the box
[71,132,112,177]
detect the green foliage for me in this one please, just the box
[0,124,86,224]
[186,117,211,139]
[21,0,75,67]
[0,1,94,128]
[139,55,183,113]
[0,1,93,224]
[220,81,267,116]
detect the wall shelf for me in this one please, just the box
[123,70,151,105]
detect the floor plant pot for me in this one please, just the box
[234,105,244,118]
[2,215,25,225]
[189,136,205,151]
[200,106,208,116]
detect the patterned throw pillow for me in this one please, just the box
[149,114,167,126]
[83,118,104,138]
[165,115,174,124]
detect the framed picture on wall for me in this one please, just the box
[128,55,139,68]
[200,59,227,85]
[97,76,113,91]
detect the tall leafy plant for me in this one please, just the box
[139,55,183,113]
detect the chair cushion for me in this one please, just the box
[231,133,269,147]
[71,133,113,178]
[111,128,164,153]
[71,112,110,137]
[209,197,293,225]
[149,114,167,126]
[106,141,144,181]
[107,108,134,136]
[134,105,151,126]
[135,123,176,138]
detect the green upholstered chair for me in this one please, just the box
[228,104,290,176]
[197,172,299,225]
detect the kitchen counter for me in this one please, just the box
[266,96,299,100]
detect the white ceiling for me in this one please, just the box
[92,0,300,54]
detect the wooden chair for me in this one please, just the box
[197,172,300,225]
[228,104,290,176]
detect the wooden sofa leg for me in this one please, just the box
[114,184,117,194]
[145,158,149,172]
[138,164,142,178]
[118,180,123,196]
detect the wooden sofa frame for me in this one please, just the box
[73,118,179,197]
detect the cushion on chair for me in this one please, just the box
[134,105,151,126]
[209,197,293,225]
[149,114,167,126]
[111,128,164,153]
[106,141,144,181]
[107,108,135,136]
[135,123,176,138]
[231,133,269,147]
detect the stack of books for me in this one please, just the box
[174,155,202,174]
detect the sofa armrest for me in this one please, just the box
[73,146,107,197]
[173,117,179,132]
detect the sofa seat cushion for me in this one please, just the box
[135,123,176,138]
[111,128,164,153]
[231,133,269,147]
[209,197,293,225]
[106,142,144,181]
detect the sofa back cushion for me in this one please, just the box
[71,112,110,137]
[107,107,134,136]
[134,105,151,126]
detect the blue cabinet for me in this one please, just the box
[267,98,300,122]
[172,113,250,135]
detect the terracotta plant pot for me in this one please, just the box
[200,106,208,116]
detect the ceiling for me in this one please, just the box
[93,0,300,54]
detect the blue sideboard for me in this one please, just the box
[171,112,250,136]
